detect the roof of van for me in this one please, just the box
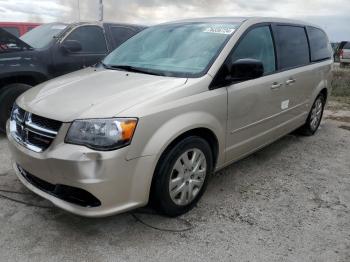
[161,17,318,28]
[162,17,248,24]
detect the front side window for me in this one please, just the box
[343,42,350,49]
[65,26,107,54]
[308,27,332,62]
[230,26,276,74]
[103,22,241,77]
[275,25,310,69]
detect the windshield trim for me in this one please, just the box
[103,21,243,78]
[101,62,169,77]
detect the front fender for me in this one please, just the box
[143,111,224,157]
[126,88,228,167]
[0,49,50,85]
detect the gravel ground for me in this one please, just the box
[0,109,349,262]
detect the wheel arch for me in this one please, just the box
[319,87,328,101]
[148,127,220,205]
[0,72,48,90]
[156,127,220,170]
[309,78,330,111]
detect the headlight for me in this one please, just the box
[65,118,138,151]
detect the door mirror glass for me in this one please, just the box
[61,40,82,53]
[230,58,264,81]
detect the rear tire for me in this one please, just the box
[151,136,213,217]
[297,94,325,136]
[0,83,31,133]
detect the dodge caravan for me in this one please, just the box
[7,17,333,217]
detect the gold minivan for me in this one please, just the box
[7,17,333,217]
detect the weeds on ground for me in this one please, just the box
[331,67,350,98]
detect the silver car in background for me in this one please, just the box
[7,17,333,217]
[340,41,350,67]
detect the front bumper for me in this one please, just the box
[7,121,157,217]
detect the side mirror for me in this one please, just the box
[230,58,264,81]
[60,40,82,53]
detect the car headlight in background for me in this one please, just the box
[65,118,138,151]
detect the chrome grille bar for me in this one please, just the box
[9,105,62,153]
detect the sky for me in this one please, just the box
[0,0,349,41]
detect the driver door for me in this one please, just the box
[52,25,108,77]
[225,25,287,162]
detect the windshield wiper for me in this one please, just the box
[102,63,163,76]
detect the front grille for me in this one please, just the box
[15,106,26,122]
[31,114,62,132]
[9,104,62,153]
[17,165,101,208]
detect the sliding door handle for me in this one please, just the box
[286,79,296,85]
[271,83,282,90]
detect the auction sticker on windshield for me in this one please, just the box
[203,25,235,35]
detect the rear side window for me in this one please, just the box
[275,26,310,69]
[110,26,137,48]
[65,26,107,54]
[230,26,276,74]
[344,42,350,49]
[308,27,331,62]
[3,27,20,37]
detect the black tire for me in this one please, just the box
[151,136,213,217]
[297,94,325,136]
[0,83,31,133]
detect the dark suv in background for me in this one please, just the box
[0,22,145,132]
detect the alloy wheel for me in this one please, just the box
[169,148,207,206]
[310,97,323,131]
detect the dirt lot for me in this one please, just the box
[0,103,349,262]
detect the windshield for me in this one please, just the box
[103,22,240,77]
[20,23,67,49]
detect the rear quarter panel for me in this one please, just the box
[308,60,333,108]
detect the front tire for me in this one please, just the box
[152,136,213,217]
[0,83,31,133]
[297,94,325,136]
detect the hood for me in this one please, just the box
[0,28,32,53]
[17,67,188,122]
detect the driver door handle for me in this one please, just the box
[271,82,282,90]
